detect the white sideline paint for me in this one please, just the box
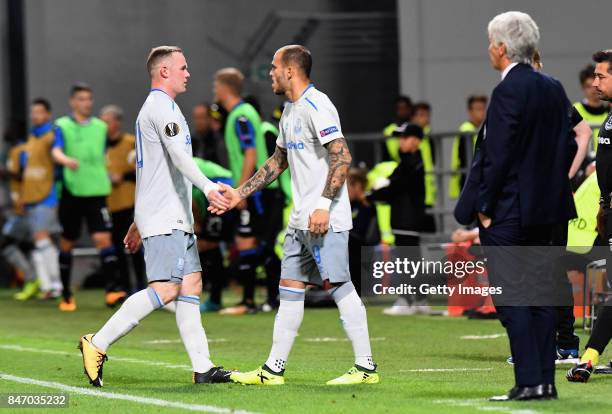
[433,398,541,414]
[400,368,493,373]
[0,344,191,371]
[461,334,507,340]
[144,338,228,345]
[303,337,386,342]
[0,373,261,414]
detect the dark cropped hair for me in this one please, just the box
[32,98,51,112]
[280,45,312,78]
[593,50,612,74]
[467,95,487,110]
[70,82,92,97]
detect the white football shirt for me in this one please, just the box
[134,89,194,238]
[276,84,352,232]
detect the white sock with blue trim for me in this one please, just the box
[264,286,305,374]
[92,287,163,352]
[330,282,375,371]
[176,295,214,373]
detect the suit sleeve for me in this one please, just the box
[478,83,522,216]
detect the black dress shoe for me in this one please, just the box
[489,385,544,401]
[542,384,558,400]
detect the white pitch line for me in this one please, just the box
[401,368,493,373]
[0,373,260,414]
[0,344,191,371]
[303,337,386,342]
[461,334,507,340]
[433,399,541,414]
[144,339,228,345]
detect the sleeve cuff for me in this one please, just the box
[204,182,220,198]
[315,197,332,211]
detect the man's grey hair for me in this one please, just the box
[488,11,540,65]
[100,104,124,121]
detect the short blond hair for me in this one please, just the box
[146,45,183,75]
[214,67,244,96]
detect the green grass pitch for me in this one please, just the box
[1,289,611,413]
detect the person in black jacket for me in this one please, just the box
[367,122,429,315]
[347,168,380,295]
[368,122,425,245]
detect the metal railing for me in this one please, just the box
[347,123,602,241]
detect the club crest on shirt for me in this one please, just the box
[294,118,302,135]
[605,116,612,131]
[165,122,180,137]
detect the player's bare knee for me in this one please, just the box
[180,272,203,296]
[92,232,112,249]
[150,282,180,304]
[280,279,306,289]
[236,236,257,251]
[60,238,74,252]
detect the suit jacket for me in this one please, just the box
[454,63,577,227]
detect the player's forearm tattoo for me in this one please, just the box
[238,145,288,199]
[322,138,352,199]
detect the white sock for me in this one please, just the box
[264,286,305,374]
[92,287,162,352]
[32,248,51,291]
[176,296,214,373]
[32,238,58,291]
[41,239,61,290]
[163,301,177,313]
[330,282,376,371]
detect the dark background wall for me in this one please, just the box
[398,0,610,131]
[20,0,397,134]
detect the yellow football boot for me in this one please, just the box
[326,366,380,385]
[230,366,285,385]
[78,334,108,387]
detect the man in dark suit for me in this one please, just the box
[455,11,577,401]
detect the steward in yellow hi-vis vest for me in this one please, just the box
[567,172,599,254]
[574,100,609,153]
[449,121,478,199]
[20,122,62,205]
[106,132,136,213]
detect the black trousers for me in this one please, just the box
[111,208,146,291]
[480,217,558,387]
[551,224,580,350]
[584,208,612,354]
[394,234,426,303]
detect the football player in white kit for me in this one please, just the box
[78,46,233,387]
[213,45,379,385]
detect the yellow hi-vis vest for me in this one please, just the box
[567,173,599,254]
[574,101,609,153]
[367,161,398,245]
[383,122,400,162]
[449,121,478,199]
